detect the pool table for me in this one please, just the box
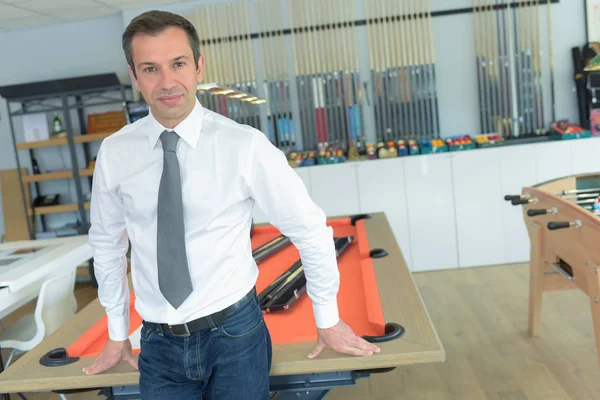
[0,212,444,399]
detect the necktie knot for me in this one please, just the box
[160,130,180,152]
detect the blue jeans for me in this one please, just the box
[138,293,272,399]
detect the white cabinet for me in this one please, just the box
[498,144,537,264]
[404,154,458,272]
[307,163,360,217]
[533,140,574,183]
[355,158,412,268]
[451,148,505,268]
[571,137,600,175]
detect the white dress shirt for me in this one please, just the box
[88,98,340,341]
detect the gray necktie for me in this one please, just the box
[157,130,193,309]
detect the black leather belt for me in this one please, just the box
[143,287,256,336]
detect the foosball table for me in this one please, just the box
[506,173,600,363]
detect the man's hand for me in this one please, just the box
[308,319,381,359]
[82,338,138,375]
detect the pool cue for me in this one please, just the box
[496,0,509,137]
[547,0,556,122]
[413,0,432,139]
[531,0,542,134]
[333,0,349,152]
[340,0,357,155]
[364,0,377,142]
[252,234,292,264]
[493,0,503,136]
[220,4,239,123]
[197,7,215,112]
[348,0,364,153]
[241,0,260,129]
[487,0,500,136]
[524,1,534,135]
[399,0,413,138]
[485,0,494,133]
[370,0,385,143]
[479,0,492,133]
[202,6,219,114]
[386,0,397,139]
[408,0,423,139]
[262,236,354,312]
[258,259,303,308]
[254,0,274,142]
[394,0,406,137]
[379,0,391,142]
[272,0,291,151]
[325,0,338,151]
[303,3,315,151]
[426,0,440,136]
[307,0,326,152]
[257,0,277,145]
[473,0,485,132]
[534,0,546,134]
[322,0,337,151]
[514,0,525,135]
[384,0,395,141]
[414,0,430,138]
[288,0,308,151]
[265,0,285,149]
[232,2,249,127]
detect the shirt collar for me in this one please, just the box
[147,97,204,150]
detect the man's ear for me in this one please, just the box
[128,65,140,92]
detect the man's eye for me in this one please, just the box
[144,67,157,73]
[174,62,185,68]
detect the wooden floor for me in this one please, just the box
[3,263,600,399]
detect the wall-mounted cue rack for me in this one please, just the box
[185,0,559,155]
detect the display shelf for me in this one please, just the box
[28,202,91,217]
[22,168,94,183]
[15,132,113,150]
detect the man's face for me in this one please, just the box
[128,27,204,128]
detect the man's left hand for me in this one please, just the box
[308,319,381,358]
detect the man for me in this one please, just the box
[84,9,380,399]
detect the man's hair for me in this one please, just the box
[122,10,201,77]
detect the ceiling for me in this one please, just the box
[0,0,186,31]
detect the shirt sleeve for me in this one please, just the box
[88,144,131,341]
[246,130,340,329]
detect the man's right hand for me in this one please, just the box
[82,338,138,375]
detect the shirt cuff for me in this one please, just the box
[107,314,130,342]
[313,301,340,329]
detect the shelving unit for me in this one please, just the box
[0,73,132,285]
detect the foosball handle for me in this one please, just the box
[527,209,547,217]
[512,198,533,205]
[547,220,581,230]
[504,194,521,201]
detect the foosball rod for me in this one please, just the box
[554,188,600,196]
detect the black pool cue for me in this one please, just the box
[259,260,304,308]
[262,236,354,312]
[263,266,307,312]
[252,234,292,263]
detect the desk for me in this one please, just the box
[0,213,444,399]
[0,235,91,321]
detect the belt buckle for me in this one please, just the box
[169,323,191,337]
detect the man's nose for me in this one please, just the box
[160,69,177,89]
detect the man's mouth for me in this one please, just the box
[158,94,183,105]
